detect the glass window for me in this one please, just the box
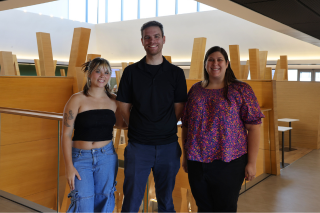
[178,0,197,14]
[123,0,138,21]
[69,0,86,22]
[299,71,312,81]
[108,0,121,22]
[140,0,156,19]
[98,0,105,23]
[288,69,298,81]
[88,0,98,24]
[158,0,175,17]
[315,72,320,82]
[199,3,216,11]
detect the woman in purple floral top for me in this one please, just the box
[181,46,264,212]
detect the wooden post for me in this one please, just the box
[129,62,134,65]
[0,51,15,76]
[87,54,101,61]
[164,56,172,63]
[36,32,55,76]
[280,55,288,80]
[115,71,121,87]
[60,69,66,76]
[241,64,249,80]
[189,37,207,80]
[12,54,20,76]
[229,45,241,79]
[265,67,272,80]
[259,51,268,80]
[248,49,260,79]
[34,59,41,76]
[273,60,285,80]
[68,28,91,93]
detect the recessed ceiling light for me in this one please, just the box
[39,13,42,15]
[61,17,64,19]
[50,15,53,17]
[24,10,27,12]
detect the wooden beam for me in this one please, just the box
[34,59,41,76]
[86,54,101,61]
[241,64,249,80]
[164,56,172,63]
[265,67,272,80]
[60,69,66,76]
[229,45,241,79]
[0,51,15,76]
[68,28,91,93]
[12,54,20,76]
[36,32,55,76]
[248,49,260,79]
[273,60,281,80]
[129,62,134,65]
[280,55,288,80]
[115,71,121,87]
[121,62,128,77]
[189,37,207,80]
[53,60,57,74]
[259,51,268,80]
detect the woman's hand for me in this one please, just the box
[66,165,81,191]
[245,162,256,181]
[182,155,188,173]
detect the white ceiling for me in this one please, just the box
[197,0,320,48]
[0,0,55,11]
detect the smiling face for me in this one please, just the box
[141,26,165,57]
[88,65,111,88]
[205,51,229,81]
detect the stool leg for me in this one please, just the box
[282,131,285,168]
[289,122,292,151]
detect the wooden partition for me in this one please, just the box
[276,81,320,149]
[0,76,74,210]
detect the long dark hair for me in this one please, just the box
[202,46,238,103]
[82,57,114,99]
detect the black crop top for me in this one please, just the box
[72,109,116,142]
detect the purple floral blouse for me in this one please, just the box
[181,81,264,163]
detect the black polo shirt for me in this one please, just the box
[117,56,187,145]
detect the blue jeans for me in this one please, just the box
[67,142,118,213]
[121,141,181,212]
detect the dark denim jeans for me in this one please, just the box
[121,141,181,213]
[67,142,118,213]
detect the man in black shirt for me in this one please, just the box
[117,21,187,212]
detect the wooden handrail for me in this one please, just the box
[0,107,63,121]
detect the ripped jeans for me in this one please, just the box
[67,142,118,213]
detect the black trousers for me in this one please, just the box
[187,154,247,212]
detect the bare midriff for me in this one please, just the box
[73,140,112,150]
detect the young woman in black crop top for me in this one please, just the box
[61,58,126,212]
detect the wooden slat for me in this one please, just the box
[164,56,172,63]
[129,62,134,65]
[259,51,268,80]
[67,28,91,93]
[265,67,272,80]
[189,37,207,80]
[36,32,55,76]
[273,60,280,80]
[60,69,66,76]
[280,55,288,80]
[241,64,249,80]
[229,45,241,79]
[12,54,20,76]
[115,71,121,87]
[248,49,260,79]
[0,51,15,76]
[86,54,101,61]
[34,59,41,76]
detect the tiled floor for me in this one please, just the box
[238,149,320,212]
[0,197,36,212]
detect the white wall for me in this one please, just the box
[0,9,97,63]
[95,10,320,64]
